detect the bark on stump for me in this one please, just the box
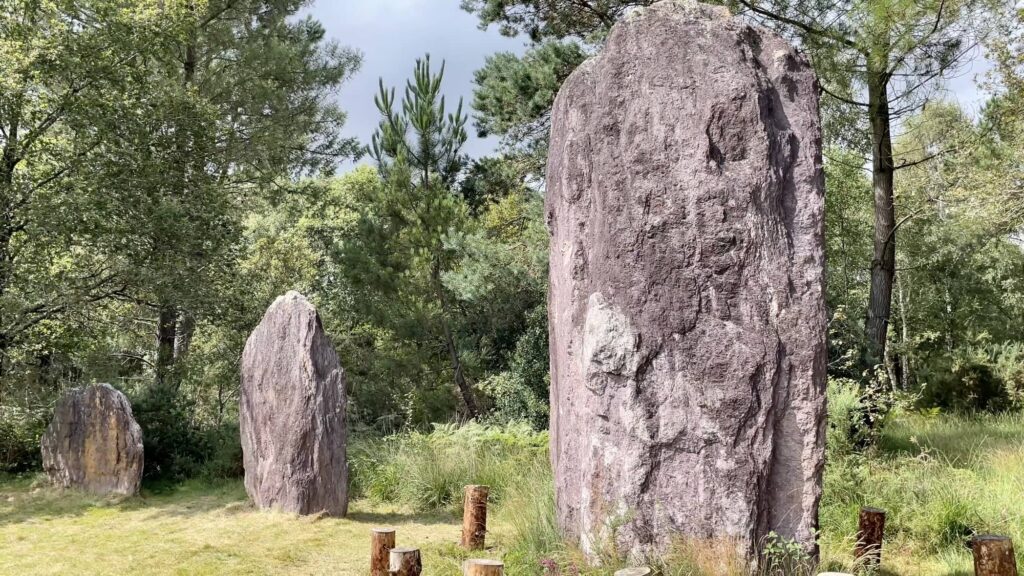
[614,569,652,576]
[973,535,1018,576]
[854,507,885,568]
[371,528,396,576]
[463,559,503,576]
[461,485,489,550]
[389,547,421,576]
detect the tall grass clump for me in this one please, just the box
[819,409,1024,572]
[348,421,548,514]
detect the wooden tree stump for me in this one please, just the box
[463,559,504,576]
[854,507,886,568]
[370,527,395,576]
[461,485,490,550]
[973,535,1019,576]
[389,547,422,576]
[614,569,652,576]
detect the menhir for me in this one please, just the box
[41,383,144,496]
[240,291,348,516]
[546,0,827,562]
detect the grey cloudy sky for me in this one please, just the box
[308,1,991,168]
[307,1,526,165]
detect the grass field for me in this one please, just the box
[0,479,484,575]
[3,413,1024,575]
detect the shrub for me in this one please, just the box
[131,384,210,481]
[199,422,244,479]
[827,377,871,456]
[919,351,1011,412]
[0,404,47,473]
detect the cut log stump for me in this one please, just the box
[973,535,1019,576]
[854,507,886,569]
[464,559,503,576]
[371,527,395,576]
[389,547,421,576]
[461,485,489,550]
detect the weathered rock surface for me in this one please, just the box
[41,384,144,496]
[240,291,348,516]
[546,0,827,561]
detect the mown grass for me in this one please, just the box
[0,478,471,575]
[3,414,1024,574]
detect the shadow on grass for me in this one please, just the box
[1,475,459,528]
[0,477,246,525]
[878,415,1024,466]
[345,508,457,526]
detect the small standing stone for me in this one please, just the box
[40,383,144,496]
[240,291,348,516]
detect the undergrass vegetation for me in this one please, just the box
[4,410,1024,574]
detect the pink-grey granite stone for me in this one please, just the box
[241,291,348,516]
[546,0,827,561]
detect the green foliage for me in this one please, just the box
[461,0,651,43]
[471,41,589,175]
[827,378,871,457]
[819,413,1024,572]
[759,532,814,576]
[130,384,209,481]
[479,304,550,428]
[0,405,46,473]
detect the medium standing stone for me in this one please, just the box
[546,0,827,561]
[41,383,144,496]
[241,291,348,516]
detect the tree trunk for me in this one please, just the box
[152,36,197,391]
[432,261,479,418]
[155,303,178,387]
[973,535,1019,576]
[855,507,886,568]
[896,270,911,391]
[174,310,195,364]
[0,129,19,390]
[864,70,896,366]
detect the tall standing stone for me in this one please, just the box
[546,0,827,562]
[41,383,144,496]
[241,291,348,516]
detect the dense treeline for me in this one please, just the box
[2,0,1024,479]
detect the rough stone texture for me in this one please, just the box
[41,383,144,496]
[546,0,827,561]
[241,291,348,516]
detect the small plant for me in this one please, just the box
[759,531,814,576]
